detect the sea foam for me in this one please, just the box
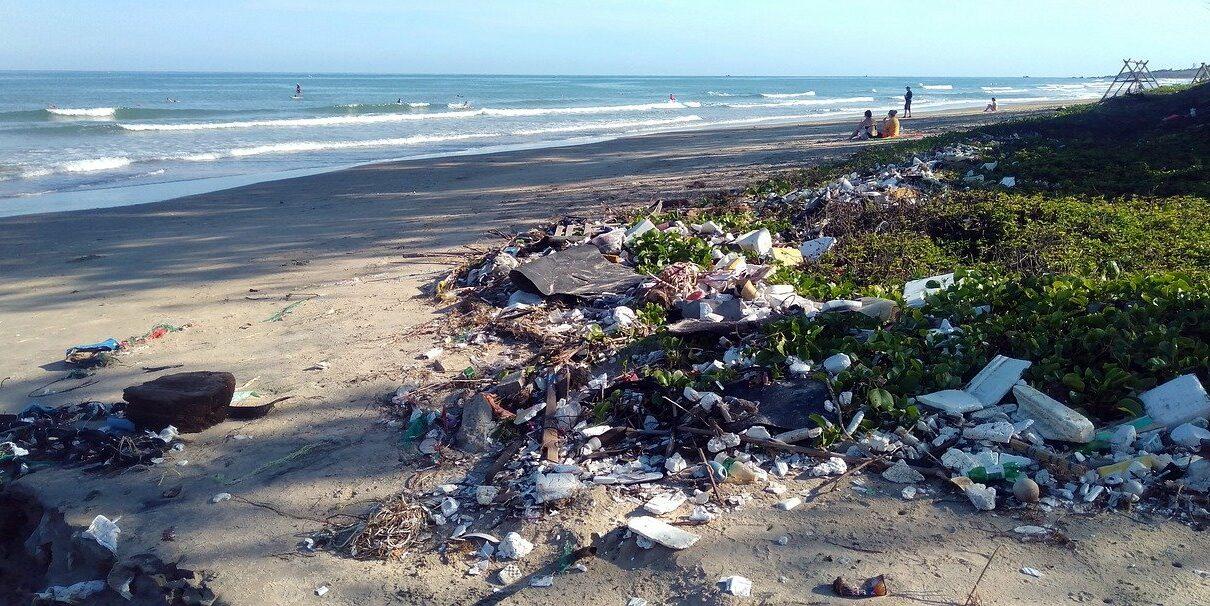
[21,156,132,178]
[760,91,816,98]
[181,133,498,160]
[47,107,117,117]
[119,110,480,131]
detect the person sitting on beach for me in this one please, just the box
[849,110,876,140]
[984,97,998,112]
[878,110,901,138]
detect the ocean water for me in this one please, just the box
[0,72,1164,212]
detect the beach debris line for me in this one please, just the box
[0,371,288,482]
[278,128,1209,594]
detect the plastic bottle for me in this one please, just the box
[966,462,1021,483]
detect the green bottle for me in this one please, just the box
[967,463,1021,483]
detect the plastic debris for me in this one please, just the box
[1171,423,1210,448]
[627,516,700,550]
[916,389,985,415]
[82,515,120,552]
[497,532,534,560]
[775,497,802,511]
[903,272,954,308]
[832,575,889,597]
[643,492,688,515]
[822,353,852,375]
[810,457,848,477]
[964,355,1032,407]
[510,245,644,298]
[497,564,523,585]
[735,228,772,256]
[720,575,753,597]
[963,483,997,511]
[1012,384,1094,443]
[799,236,836,261]
[35,580,108,604]
[881,460,924,484]
[963,421,1016,444]
[1140,374,1210,428]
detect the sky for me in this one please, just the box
[1,1,1206,76]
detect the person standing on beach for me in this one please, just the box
[903,87,913,118]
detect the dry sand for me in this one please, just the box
[2,106,1207,605]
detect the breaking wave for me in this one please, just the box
[21,156,132,178]
[120,100,700,131]
[118,110,481,131]
[47,107,117,117]
[981,87,1030,93]
[760,91,816,98]
[179,133,498,160]
[920,84,953,90]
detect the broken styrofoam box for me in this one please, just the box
[625,219,656,241]
[917,389,985,415]
[965,355,1031,407]
[1140,374,1210,428]
[627,516,700,549]
[1012,384,1094,443]
[799,236,836,261]
[903,272,955,308]
[735,228,773,256]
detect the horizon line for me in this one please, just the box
[0,68,1113,79]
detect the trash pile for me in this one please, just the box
[1,402,182,479]
[62,323,191,368]
[3,489,216,606]
[355,142,1209,596]
[1,371,275,481]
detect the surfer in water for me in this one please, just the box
[295,84,302,97]
[669,94,677,102]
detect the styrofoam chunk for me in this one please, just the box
[902,272,954,308]
[1012,384,1094,443]
[917,389,985,415]
[965,355,1032,407]
[1140,374,1210,428]
[627,516,701,549]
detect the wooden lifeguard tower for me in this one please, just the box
[1101,59,1159,100]
[1193,63,1210,85]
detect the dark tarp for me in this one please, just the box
[510,245,644,297]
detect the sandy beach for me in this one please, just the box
[5,103,1205,605]
[0,106,1054,414]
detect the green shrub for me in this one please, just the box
[628,229,714,275]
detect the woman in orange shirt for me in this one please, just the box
[878,110,901,138]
